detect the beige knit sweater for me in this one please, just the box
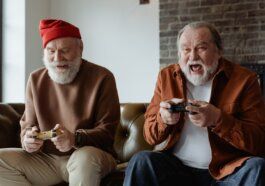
[20,60,120,156]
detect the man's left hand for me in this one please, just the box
[186,100,221,127]
[51,124,75,152]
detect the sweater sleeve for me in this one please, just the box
[20,75,38,148]
[75,73,120,152]
[212,74,265,156]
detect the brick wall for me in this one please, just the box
[160,0,265,68]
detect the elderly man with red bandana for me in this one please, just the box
[124,22,265,186]
[0,19,120,186]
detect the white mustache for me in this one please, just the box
[48,61,73,67]
[187,60,204,66]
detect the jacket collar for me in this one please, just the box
[214,57,233,79]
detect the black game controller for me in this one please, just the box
[168,102,198,115]
[168,102,188,113]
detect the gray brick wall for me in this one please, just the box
[160,0,265,67]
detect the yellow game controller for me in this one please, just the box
[36,129,63,140]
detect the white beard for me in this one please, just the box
[43,56,82,84]
[180,60,218,86]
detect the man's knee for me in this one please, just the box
[245,157,265,171]
[128,150,156,168]
[69,146,110,164]
[67,146,115,173]
[0,148,24,166]
[131,150,153,161]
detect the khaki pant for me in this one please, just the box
[0,146,116,186]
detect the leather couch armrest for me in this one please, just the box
[0,104,22,148]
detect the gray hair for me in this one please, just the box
[177,22,223,57]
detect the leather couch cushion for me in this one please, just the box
[114,103,153,163]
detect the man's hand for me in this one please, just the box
[51,124,75,152]
[186,100,221,127]
[160,98,183,125]
[22,126,44,153]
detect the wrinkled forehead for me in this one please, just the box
[179,27,213,46]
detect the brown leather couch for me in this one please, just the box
[0,103,153,186]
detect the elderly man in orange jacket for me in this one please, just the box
[124,21,265,186]
[0,19,120,186]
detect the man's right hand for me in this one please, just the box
[159,98,184,125]
[22,126,44,153]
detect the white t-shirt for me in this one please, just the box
[173,79,213,169]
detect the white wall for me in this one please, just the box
[2,0,50,102]
[2,0,25,102]
[3,0,159,103]
[25,0,50,84]
[49,0,159,102]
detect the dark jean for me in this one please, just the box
[124,151,265,186]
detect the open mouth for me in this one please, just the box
[189,64,203,73]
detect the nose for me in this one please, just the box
[54,51,63,62]
[189,49,199,61]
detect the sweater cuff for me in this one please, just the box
[74,129,85,148]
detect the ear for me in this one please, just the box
[79,40,83,56]
[215,45,222,59]
[80,40,83,51]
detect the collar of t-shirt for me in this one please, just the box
[186,79,213,102]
